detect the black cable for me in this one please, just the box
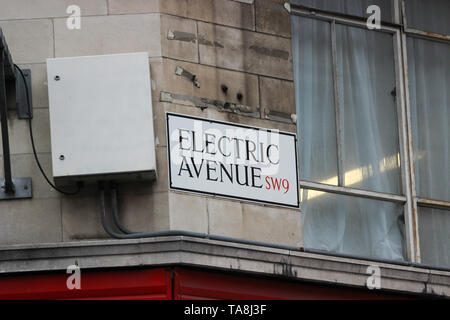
[14,64,82,196]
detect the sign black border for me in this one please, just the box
[166,112,300,209]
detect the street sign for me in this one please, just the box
[167,113,299,208]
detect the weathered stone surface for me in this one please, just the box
[115,191,169,233]
[62,194,109,241]
[207,198,244,238]
[255,0,291,37]
[160,58,260,108]
[0,19,53,64]
[161,15,198,63]
[0,0,107,20]
[160,0,255,30]
[0,198,62,245]
[209,109,297,133]
[259,76,295,119]
[198,22,293,80]
[241,203,302,247]
[54,14,161,58]
[0,108,51,156]
[108,0,159,14]
[8,153,59,199]
[169,192,208,233]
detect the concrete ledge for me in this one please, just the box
[0,236,448,298]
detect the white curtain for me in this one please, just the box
[292,15,405,261]
[405,0,450,35]
[408,36,450,268]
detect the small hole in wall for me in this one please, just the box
[237,92,243,102]
[221,85,228,94]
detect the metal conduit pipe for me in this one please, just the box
[101,183,450,272]
[99,183,303,251]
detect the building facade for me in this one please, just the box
[0,0,449,299]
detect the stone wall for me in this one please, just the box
[0,0,301,248]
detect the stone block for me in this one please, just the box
[188,0,255,30]
[54,14,161,58]
[0,198,62,245]
[259,76,295,120]
[115,191,169,233]
[160,0,255,30]
[108,0,159,14]
[198,22,293,80]
[241,203,302,247]
[255,0,291,37]
[161,14,198,63]
[169,192,208,233]
[0,0,107,20]
[160,58,260,108]
[0,108,51,156]
[62,194,109,241]
[207,198,244,238]
[0,19,53,64]
[7,153,60,199]
[209,109,297,133]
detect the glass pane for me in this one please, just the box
[301,189,406,261]
[419,207,450,268]
[408,37,450,202]
[336,25,402,194]
[292,16,339,185]
[405,0,450,36]
[292,0,394,22]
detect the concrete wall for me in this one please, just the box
[0,0,301,248]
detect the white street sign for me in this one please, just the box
[167,113,299,208]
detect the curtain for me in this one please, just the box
[408,37,450,202]
[405,0,450,35]
[419,207,450,268]
[408,37,450,268]
[292,15,405,261]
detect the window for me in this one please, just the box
[291,0,450,268]
[293,0,395,22]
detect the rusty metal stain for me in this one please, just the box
[412,206,420,262]
[197,35,224,48]
[197,35,213,46]
[417,198,450,210]
[160,91,260,117]
[175,66,200,88]
[167,30,197,43]
[249,45,289,60]
[419,30,450,41]
[213,41,224,48]
[264,109,295,124]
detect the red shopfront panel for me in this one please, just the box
[0,268,172,300]
[173,268,411,300]
[0,267,413,300]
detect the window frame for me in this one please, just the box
[400,0,450,266]
[290,0,450,266]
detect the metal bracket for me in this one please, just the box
[15,68,32,119]
[1,28,33,201]
[0,177,32,200]
[175,66,200,88]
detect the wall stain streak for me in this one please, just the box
[249,45,289,60]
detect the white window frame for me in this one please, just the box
[290,0,450,265]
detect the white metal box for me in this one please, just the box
[47,52,156,186]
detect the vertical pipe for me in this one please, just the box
[0,50,14,194]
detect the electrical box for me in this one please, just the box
[47,52,156,186]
